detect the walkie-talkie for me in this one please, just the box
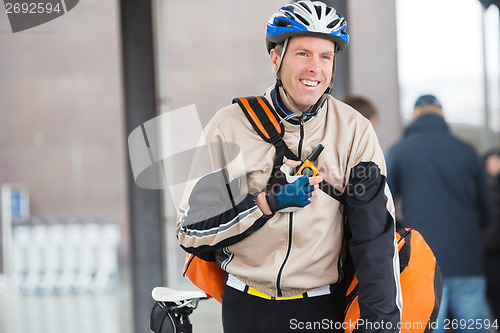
[295,144,324,177]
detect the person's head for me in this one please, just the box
[342,95,378,126]
[412,94,444,121]
[484,151,500,178]
[266,1,349,115]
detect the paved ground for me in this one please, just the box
[190,299,223,332]
[0,281,223,333]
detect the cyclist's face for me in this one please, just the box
[271,36,335,112]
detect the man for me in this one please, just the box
[386,94,492,333]
[177,2,402,332]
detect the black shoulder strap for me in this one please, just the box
[233,96,298,187]
[319,182,345,204]
[233,96,284,144]
[233,96,345,203]
[233,96,297,157]
[396,226,412,273]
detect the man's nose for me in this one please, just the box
[307,57,321,73]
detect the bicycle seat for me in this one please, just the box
[152,287,208,303]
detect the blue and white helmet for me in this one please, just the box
[266,1,349,53]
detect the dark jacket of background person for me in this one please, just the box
[386,113,493,278]
[484,150,500,253]
[483,150,500,320]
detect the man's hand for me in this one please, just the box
[256,160,323,215]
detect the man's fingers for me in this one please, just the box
[308,175,324,186]
[309,184,320,196]
[285,159,301,168]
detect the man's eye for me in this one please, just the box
[298,52,307,56]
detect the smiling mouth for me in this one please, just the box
[300,79,320,87]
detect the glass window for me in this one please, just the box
[396,0,499,149]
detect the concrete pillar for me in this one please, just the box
[120,1,165,332]
[348,0,403,151]
[324,0,350,99]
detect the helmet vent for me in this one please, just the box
[327,19,340,29]
[299,2,312,14]
[275,18,293,28]
[314,5,322,19]
[294,13,310,26]
[325,7,332,16]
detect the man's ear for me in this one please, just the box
[270,48,280,73]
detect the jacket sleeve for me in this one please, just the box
[385,147,400,199]
[344,123,402,333]
[176,122,271,259]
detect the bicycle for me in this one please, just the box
[150,287,209,333]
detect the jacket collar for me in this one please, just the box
[267,85,326,126]
[405,113,449,136]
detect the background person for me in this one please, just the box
[483,150,500,324]
[342,94,379,126]
[386,94,493,333]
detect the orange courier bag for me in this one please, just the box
[344,227,443,332]
[183,253,225,303]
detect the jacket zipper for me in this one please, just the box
[276,119,306,297]
[297,117,305,161]
[276,213,293,297]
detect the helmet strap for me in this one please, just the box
[274,38,304,118]
[275,38,289,78]
[280,82,306,120]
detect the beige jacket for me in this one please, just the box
[177,87,399,303]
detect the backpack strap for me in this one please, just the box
[233,96,346,204]
[319,181,345,204]
[233,96,283,142]
[233,96,298,189]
